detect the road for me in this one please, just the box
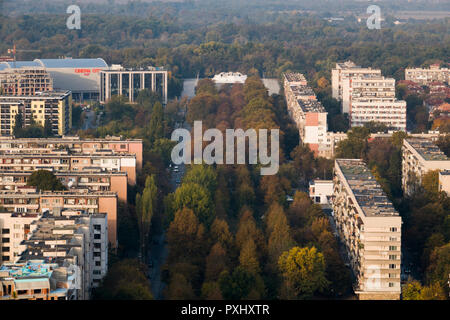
[82,109,97,130]
[148,119,187,300]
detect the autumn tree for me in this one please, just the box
[278,246,329,299]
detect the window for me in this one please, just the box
[1,228,9,234]
[94,225,101,231]
[95,261,101,266]
[389,255,397,260]
[389,237,397,241]
[389,246,397,251]
[2,238,10,243]
[389,264,396,269]
[390,227,398,232]
[94,234,101,240]
[389,273,396,278]
[389,283,395,287]
[2,247,10,252]
[2,256,9,261]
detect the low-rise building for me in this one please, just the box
[332,159,402,300]
[402,137,450,195]
[309,180,333,206]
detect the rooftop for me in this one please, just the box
[284,73,307,83]
[336,159,399,217]
[405,138,449,161]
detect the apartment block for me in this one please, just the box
[332,159,402,300]
[0,91,71,136]
[0,169,128,202]
[402,137,450,195]
[0,189,117,248]
[0,136,143,171]
[0,212,39,264]
[342,76,396,114]
[0,151,136,185]
[284,73,328,156]
[0,66,53,96]
[0,260,77,300]
[0,210,108,300]
[405,64,450,85]
[350,98,407,132]
[309,180,333,206]
[331,61,382,102]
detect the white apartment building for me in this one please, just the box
[405,65,450,85]
[402,138,450,195]
[331,61,382,102]
[342,76,396,114]
[0,212,40,264]
[332,159,402,300]
[350,98,407,132]
[309,180,333,205]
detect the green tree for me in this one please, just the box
[278,246,329,299]
[27,170,66,191]
[148,101,165,146]
[218,266,255,300]
[136,175,158,262]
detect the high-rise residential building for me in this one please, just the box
[0,189,117,248]
[100,65,168,104]
[0,169,128,202]
[0,66,53,96]
[284,73,328,156]
[334,63,407,131]
[0,210,108,300]
[402,137,450,195]
[0,151,136,185]
[331,61,382,102]
[332,159,402,300]
[0,91,72,136]
[349,97,407,132]
[405,64,450,86]
[0,136,143,171]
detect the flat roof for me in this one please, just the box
[405,138,449,161]
[336,159,399,217]
[35,58,108,69]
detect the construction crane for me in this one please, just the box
[7,44,40,68]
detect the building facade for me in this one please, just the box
[0,136,143,171]
[402,137,450,195]
[284,73,328,157]
[331,61,382,102]
[0,66,53,96]
[0,170,128,202]
[0,189,117,248]
[332,159,402,300]
[405,65,450,85]
[0,91,72,136]
[100,66,168,104]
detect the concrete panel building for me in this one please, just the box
[0,189,117,249]
[332,159,402,300]
[402,137,450,195]
[0,136,143,171]
[405,64,449,85]
[439,170,450,195]
[284,73,328,157]
[0,170,128,202]
[331,61,381,102]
